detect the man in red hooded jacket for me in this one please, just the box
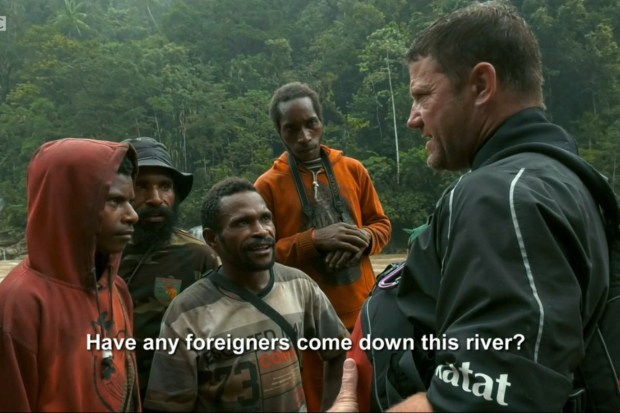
[0,138,141,412]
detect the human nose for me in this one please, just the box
[298,128,312,143]
[124,203,139,225]
[145,186,164,206]
[407,102,422,129]
[252,220,271,237]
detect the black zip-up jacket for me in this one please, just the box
[397,108,610,411]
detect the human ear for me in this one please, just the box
[203,228,217,249]
[470,62,497,106]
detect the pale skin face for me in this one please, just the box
[330,56,524,413]
[407,56,478,171]
[96,173,138,254]
[278,96,323,162]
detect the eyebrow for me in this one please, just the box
[136,176,173,183]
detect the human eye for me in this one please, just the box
[411,91,424,102]
[106,196,122,207]
[284,125,297,135]
[160,181,173,191]
[234,218,250,228]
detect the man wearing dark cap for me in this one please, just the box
[119,137,219,402]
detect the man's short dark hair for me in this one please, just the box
[407,1,543,103]
[201,177,257,232]
[269,82,323,134]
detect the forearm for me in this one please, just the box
[274,230,320,266]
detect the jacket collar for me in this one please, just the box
[472,107,578,170]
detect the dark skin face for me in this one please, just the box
[96,173,138,254]
[133,166,176,224]
[204,191,276,293]
[278,96,324,163]
[278,99,369,268]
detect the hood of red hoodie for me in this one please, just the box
[25,138,137,289]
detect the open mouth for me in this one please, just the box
[246,240,274,255]
[248,244,272,251]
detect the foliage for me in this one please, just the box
[0,0,619,251]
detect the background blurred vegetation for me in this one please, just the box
[1,0,619,252]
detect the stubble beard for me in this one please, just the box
[244,252,275,272]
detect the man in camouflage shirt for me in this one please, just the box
[119,137,219,401]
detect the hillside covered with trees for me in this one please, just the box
[1,0,619,252]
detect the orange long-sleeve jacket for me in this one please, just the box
[255,145,391,328]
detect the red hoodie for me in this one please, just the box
[0,139,141,412]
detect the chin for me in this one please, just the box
[426,156,444,170]
[99,245,127,255]
[248,258,275,272]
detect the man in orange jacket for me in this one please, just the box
[255,81,392,411]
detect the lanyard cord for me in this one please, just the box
[122,244,154,287]
[287,148,344,221]
[92,266,139,410]
[92,266,115,378]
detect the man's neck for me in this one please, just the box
[304,157,322,171]
[94,251,109,280]
[220,265,271,294]
[130,233,172,253]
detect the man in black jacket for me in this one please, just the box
[338,1,613,411]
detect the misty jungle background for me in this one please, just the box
[1,0,619,253]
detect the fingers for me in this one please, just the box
[345,248,365,267]
[341,227,371,250]
[326,250,353,269]
[327,358,359,413]
[341,358,358,394]
[315,224,370,252]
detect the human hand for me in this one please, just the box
[327,358,359,412]
[324,248,364,270]
[314,223,370,255]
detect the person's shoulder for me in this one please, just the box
[171,229,217,254]
[172,229,206,245]
[272,263,322,295]
[446,153,583,214]
[0,263,51,300]
[434,167,518,215]
[327,147,369,174]
[457,151,546,189]
[467,150,581,191]
[272,262,314,283]
[257,155,293,186]
[0,264,50,340]
[0,266,27,302]
[165,276,220,315]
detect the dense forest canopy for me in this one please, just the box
[0,0,619,252]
